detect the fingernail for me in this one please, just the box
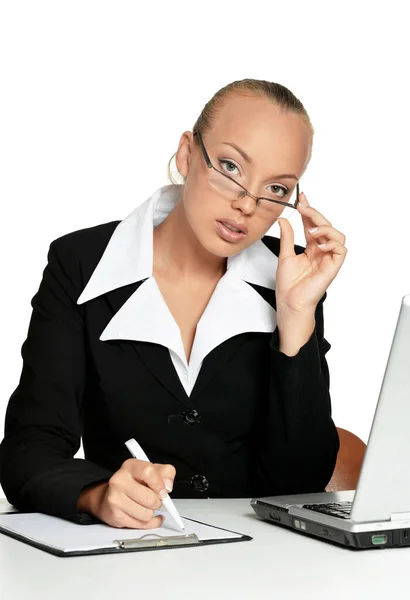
[318,243,327,249]
[309,227,319,234]
[159,489,169,501]
[164,479,173,493]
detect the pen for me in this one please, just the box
[125,438,185,532]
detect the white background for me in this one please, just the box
[1,0,409,494]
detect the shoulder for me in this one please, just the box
[47,220,121,287]
[51,220,120,256]
[261,234,306,257]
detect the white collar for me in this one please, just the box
[77,184,278,375]
[77,184,277,304]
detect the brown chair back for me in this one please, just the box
[325,427,367,492]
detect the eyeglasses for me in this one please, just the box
[193,130,300,219]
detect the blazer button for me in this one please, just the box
[182,408,201,426]
[191,474,209,493]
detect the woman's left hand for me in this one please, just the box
[276,191,347,316]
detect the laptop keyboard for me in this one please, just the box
[302,501,353,519]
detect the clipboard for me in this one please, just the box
[0,511,252,557]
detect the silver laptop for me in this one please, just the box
[251,294,410,550]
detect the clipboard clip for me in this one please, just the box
[115,533,199,549]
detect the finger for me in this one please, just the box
[317,239,348,261]
[155,463,177,493]
[111,464,163,510]
[301,210,333,246]
[117,487,158,522]
[124,479,163,511]
[277,218,296,259]
[307,225,346,245]
[133,514,165,530]
[107,508,164,530]
[299,204,332,229]
[298,193,332,230]
[298,191,314,211]
[127,459,169,503]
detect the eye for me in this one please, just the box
[219,159,240,176]
[268,184,288,198]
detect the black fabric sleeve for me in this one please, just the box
[0,240,113,523]
[252,293,340,496]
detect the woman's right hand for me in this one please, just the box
[77,459,176,529]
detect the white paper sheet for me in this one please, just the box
[0,511,241,553]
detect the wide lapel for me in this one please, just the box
[189,333,249,401]
[188,239,279,399]
[77,184,192,406]
[101,278,193,408]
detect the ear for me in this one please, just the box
[175,131,195,178]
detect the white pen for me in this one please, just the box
[125,438,185,532]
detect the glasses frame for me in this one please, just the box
[193,130,300,210]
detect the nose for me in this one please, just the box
[231,192,257,216]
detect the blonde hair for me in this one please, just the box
[167,78,314,184]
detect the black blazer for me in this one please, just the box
[0,222,339,523]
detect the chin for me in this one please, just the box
[196,231,253,259]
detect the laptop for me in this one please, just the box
[251,294,410,550]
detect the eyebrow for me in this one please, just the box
[221,141,299,181]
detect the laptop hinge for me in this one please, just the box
[390,512,410,521]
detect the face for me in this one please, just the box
[175,92,312,258]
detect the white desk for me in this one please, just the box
[0,497,408,600]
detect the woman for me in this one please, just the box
[0,79,347,529]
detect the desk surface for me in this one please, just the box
[0,497,408,600]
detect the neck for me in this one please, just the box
[153,200,226,280]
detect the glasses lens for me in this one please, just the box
[208,169,299,220]
[208,169,243,197]
[260,184,298,220]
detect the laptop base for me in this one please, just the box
[252,499,410,550]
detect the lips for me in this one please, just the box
[216,219,248,235]
[215,219,248,243]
